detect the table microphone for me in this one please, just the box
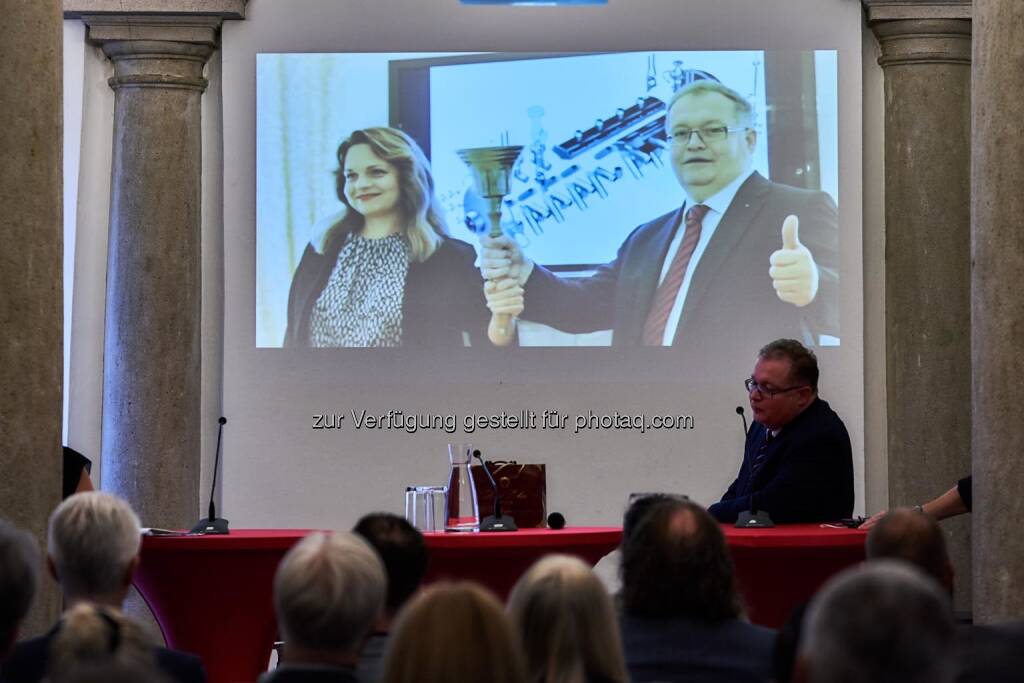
[191,417,230,535]
[735,492,775,528]
[472,449,517,532]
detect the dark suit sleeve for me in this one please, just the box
[520,262,618,333]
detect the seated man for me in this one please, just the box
[352,513,428,683]
[708,339,853,523]
[0,519,39,668]
[619,497,775,682]
[795,561,956,683]
[262,531,386,683]
[0,493,205,683]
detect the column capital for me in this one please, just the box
[64,0,246,20]
[862,2,972,67]
[862,0,970,22]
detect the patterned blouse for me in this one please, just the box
[308,233,410,347]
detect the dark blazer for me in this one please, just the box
[283,235,488,348]
[259,665,359,683]
[620,614,775,683]
[0,631,206,683]
[521,172,838,357]
[708,397,854,524]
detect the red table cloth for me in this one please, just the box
[134,527,621,683]
[134,524,863,682]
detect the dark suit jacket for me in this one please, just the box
[259,664,359,683]
[521,172,838,358]
[620,614,775,683]
[708,397,853,523]
[0,631,206,683]
[283,236,488,348]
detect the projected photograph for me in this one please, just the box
[256,51,839,350]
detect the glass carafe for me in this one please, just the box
[445,443,480,532]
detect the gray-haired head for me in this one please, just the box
[274,531,386,657]
[1,518,40,652]
[798,560,956,683]
[47,493,141,603]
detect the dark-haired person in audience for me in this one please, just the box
[508,554,628,683]
[0,519,38,671]
[864,511,1024,682]
[619,498,774,682]
[0,493,205,683]
[262,531,385,683]
[382,582,527,683]
[283,126,496,348]
[708,338,854,523]
[772,508,956,683]
[794,561,956,683]
[351,513,428,683]
[865,507,954,595]
[45,603,171,683]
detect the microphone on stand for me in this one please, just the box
[191,417,230,535]
[472,449,517,532]
[735,406,748,436]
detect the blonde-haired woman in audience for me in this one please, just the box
[45,602,170,683]
[381,582,527,683]
[508,554,628,683]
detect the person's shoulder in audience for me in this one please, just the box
[620,614,775,683]
[955,620,1024,683]
[154,646,206,683]
[260,663,359,683]
[354,632,387,683]
[0,634,205,683]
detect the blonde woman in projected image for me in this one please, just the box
[283,126,520,348]
[507,555,629,683]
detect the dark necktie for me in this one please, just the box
[751,430,773,479]
[642,204,709,346]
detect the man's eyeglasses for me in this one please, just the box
[667,126,749,145]
[744,377,806,399]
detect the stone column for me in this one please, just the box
[74,13,222,529]
[0,0,64,636]
[972,0,1024,623]
[863,1,973,608]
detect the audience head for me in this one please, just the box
[0,518,39,657]
[620,498,741,622]
[46,602,167,683]
[508,554,627,683]
[865,507,954,595]
[796,560,956,683]
[47,492,141,605]
[382,582,527,683]
[274,531,386,664]
[353,512,428,620]
[622,493,687,544]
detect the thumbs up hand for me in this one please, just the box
[769,215,819,307]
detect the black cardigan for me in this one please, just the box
[283,235,489,348]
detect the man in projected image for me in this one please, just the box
[480,80,838,352]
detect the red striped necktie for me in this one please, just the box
[642,203,709,346]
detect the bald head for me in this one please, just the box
[866,508,953,595]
